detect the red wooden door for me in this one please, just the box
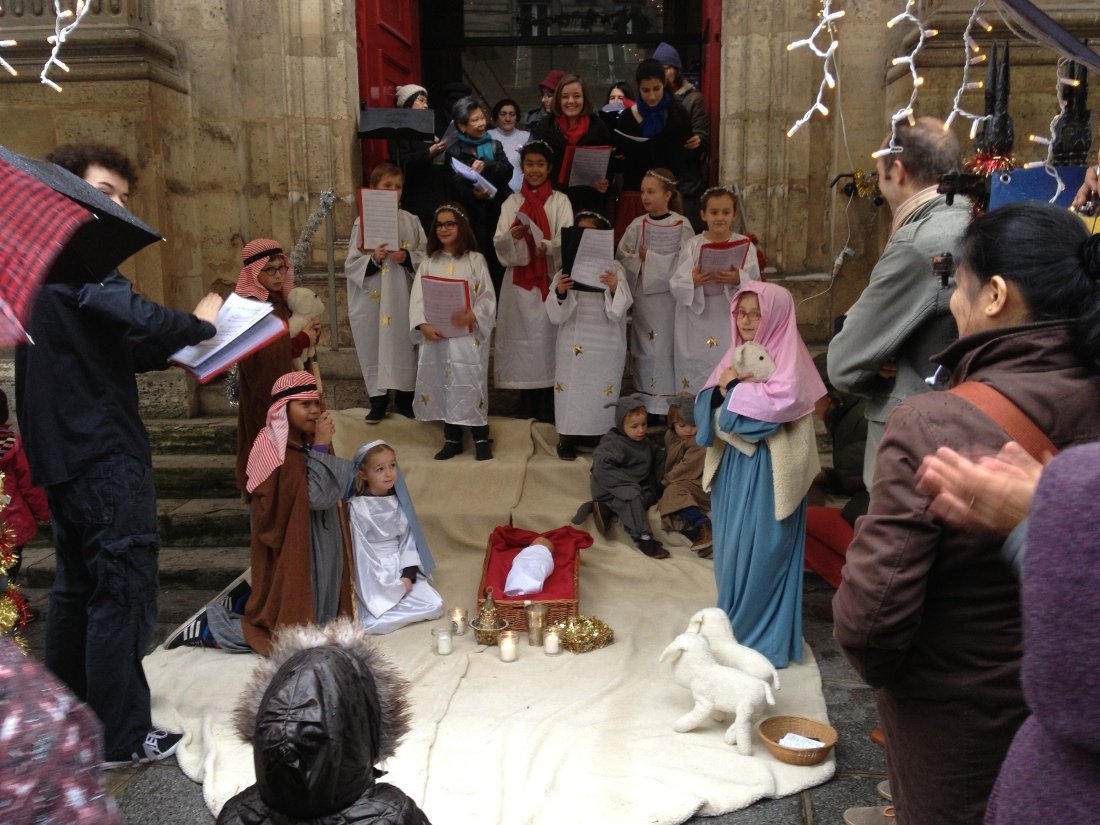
[355,0,422,180]
[701,0,722,186]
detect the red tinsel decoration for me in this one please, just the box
[966,150,1017,176]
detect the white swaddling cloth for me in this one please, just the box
[504,544,555,596]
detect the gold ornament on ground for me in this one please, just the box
[549,615,614,653]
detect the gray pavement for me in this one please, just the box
[18,561,888,825]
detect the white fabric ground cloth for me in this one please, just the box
[146,414,834,824]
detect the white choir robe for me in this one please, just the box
[347,494,443,635]
[409,251,497,426]
[346,212,427,395]
[670,232,762,396]
[616,212,695,414]
[492,190,574,389]
[545,267,633,436]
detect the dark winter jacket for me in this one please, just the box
[15,270,215,488]
[217,619,431,825]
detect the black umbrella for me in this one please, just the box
[0,144,163,283]
[357,107,436,141]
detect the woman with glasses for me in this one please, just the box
[694,282,826,668]
[233,239,320,496]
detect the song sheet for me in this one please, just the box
[358,188,401,251]
[566,146,612,188]
[421,275,473,337]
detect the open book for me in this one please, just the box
[170,292,288,383]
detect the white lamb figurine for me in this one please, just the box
[286,286,325,371]
[659,632,775,754]
[686,607,781,691]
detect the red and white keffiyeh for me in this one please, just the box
[234,237,294,302]
[245,371,320,493]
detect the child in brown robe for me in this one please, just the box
[658,395,712,556]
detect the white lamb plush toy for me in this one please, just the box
[686,607,781,691]
[730,340,775,383]
[659,632,775,754]
[286,286,325,371]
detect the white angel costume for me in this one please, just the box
[492,190,574,389]
[670,232,761,397]
[346,439,442,634]
[409,250,497,426]
[616,212,695,414]
[545,266,633,436]
[345,212,427,396]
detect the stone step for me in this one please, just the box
[18,545,250,590]
[145,417,238,454]
[152,454,238,498]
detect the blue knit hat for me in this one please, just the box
[653,42,682,70]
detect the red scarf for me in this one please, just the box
[512,179,553,297]
[556,114,590,185]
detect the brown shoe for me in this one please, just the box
[637,537,670,559]
[843,806,895,825]
[690,522,713,555]
[869,727,886,748]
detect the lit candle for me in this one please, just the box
[432,627,453,655]
[544,628,561,656]
[498,631,518,662]
[450,607,468,635]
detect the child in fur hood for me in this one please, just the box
[217,619,431,825]
[572,394,667,558]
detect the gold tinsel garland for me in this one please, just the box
[549,615,614,653]
[0,470,28,649]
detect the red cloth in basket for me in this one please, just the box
[482,525,592,600]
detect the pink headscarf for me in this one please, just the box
[703,281,826,424]
[245,371,320,493]
[235,238,294,302]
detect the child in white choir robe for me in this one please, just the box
[409,203,498,461]
[493,140,574,423]
[671,185,761,398]
[345,162,428,423]
[615,168,695,418]
[545,211,633,460]
[346,439,442,634]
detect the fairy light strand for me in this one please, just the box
[785,1,845,138]
[1022,58,1068,203]
[40,0,91,92]
[873,0,936,158]
[943,1,991,137]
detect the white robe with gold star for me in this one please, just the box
[616,212,695,414]
[492,190,574,389]
[545,266,633,436]
[345,211,427,395]
[409,251,497,426]
[670,232,761,397]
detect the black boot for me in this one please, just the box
[393,390,415,418]
[556,435,577,461]
[435,423,463,460]
[472,425,493,460]
[365,394,389,424]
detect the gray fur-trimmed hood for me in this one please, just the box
[232,619,412,819]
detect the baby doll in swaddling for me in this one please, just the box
[346,439,443,633]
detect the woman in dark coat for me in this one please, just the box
[532,73,613,215]
[387,84,447,233]
[833,202,1100,825]
[217,619,431,825]
[444,96,513,293]
[612,59,691,239]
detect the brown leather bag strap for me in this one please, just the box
[948,381,1059,461]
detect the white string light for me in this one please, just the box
[873,0,937,158]
[785,1,845,138]
[1022,58,1069,203]
[40,0,91,92]
[943,2,992,138]
[0,34,18,77]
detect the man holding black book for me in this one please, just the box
[15,141,222,769]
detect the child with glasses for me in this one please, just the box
[670,185,761,399]
[695,283,826,668]
[409,203,498,460]
[234,239,321,495]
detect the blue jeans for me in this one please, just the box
[45,454,160,760]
